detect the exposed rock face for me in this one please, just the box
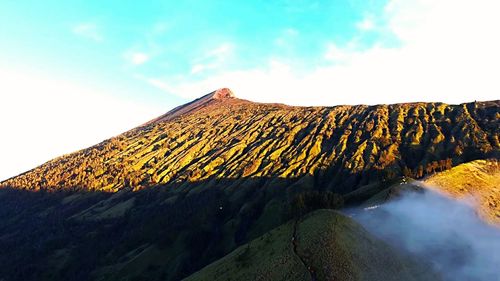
[144,88,242,124]
[212,88,235,99]
[1,93,498,193]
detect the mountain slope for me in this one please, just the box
[145,88,241,124]
[184,209,440,281]
[2,90,498,194]
[423,159,500,224]
[0,90,498,281]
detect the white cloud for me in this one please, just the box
[145,77,173,93]
[206,43,233,58]
[191,64,211,74]
[149,0,500,106]
[356,16,375,31]
[72,22,103,42]
[324,43,352,62]
[123,50,150,65]
[130,52,150,65]
[189,42,234,74]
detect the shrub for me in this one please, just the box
[288,191,344,218]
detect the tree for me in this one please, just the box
[289,191,344,218]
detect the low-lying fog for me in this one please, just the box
[350,185,500,281]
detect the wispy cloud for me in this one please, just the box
[324,42,352,62]
[72,22,103,42]
[124,52,150,65]
[152,22,170,35]
[190,64,210,74]
[146,0,500,106]
[274,28,299,47]
[189,42,234,74]
[356,15,375,31]
[204,43,234,59]
[145,77,173,93]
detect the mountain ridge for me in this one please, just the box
[1,90,498,193]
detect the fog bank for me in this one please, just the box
[351,187,500,281]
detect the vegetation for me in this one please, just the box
[288,190,344,218]
[0,93,498,280]
[186,210,441,281]
[0,180,294,281]
[1,99,498,194]
[424,159,500,224]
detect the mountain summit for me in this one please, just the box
[211,87,235,99]
[146,88,239,124]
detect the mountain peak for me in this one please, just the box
[143,88,239,125]
[211,88,235,100]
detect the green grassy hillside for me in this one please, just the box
[183,218,308,281]
[185,210,440,281]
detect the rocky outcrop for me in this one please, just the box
[212,88,235,100]
[144,88,243,124]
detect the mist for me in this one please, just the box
[350,186,500,281]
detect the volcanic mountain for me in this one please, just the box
[2,89,498,193]
[0,89,499,281]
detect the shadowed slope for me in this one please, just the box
[0,176,340,281]
[2,89,498,194]
[184,210,440,281]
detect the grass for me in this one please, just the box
[184,209,441,281]
[423,159,500,224]
[184,220,309,281]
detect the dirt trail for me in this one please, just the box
[292,220,317,281]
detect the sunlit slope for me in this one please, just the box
[423,159,500,224]
[2,89,498,193]
[184,209,440,281]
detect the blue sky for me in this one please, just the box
[0,0,389,104]
[1,0,499,180]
